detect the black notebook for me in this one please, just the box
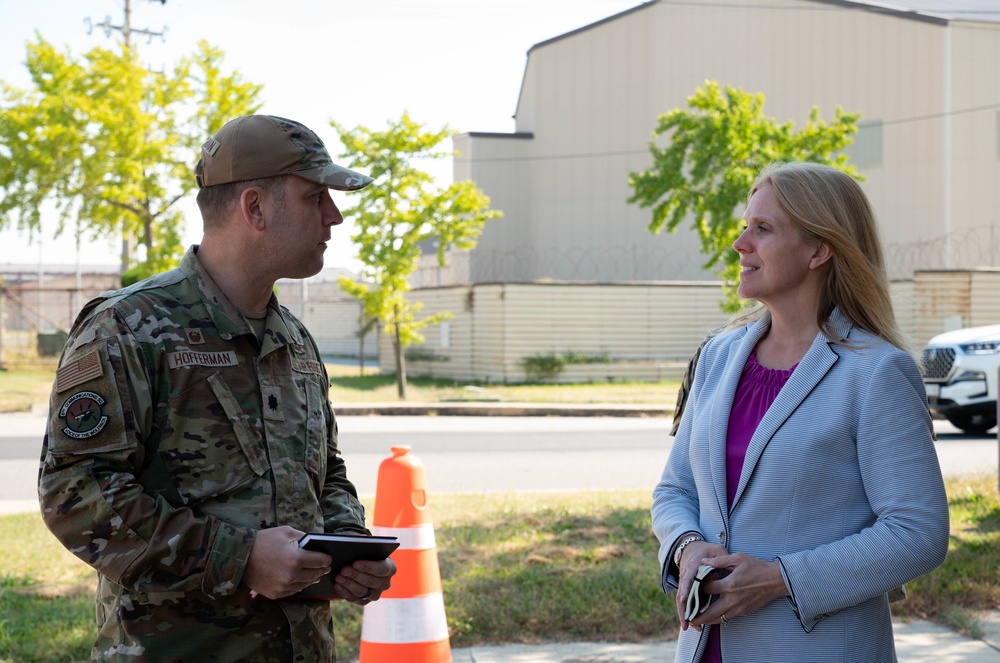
[290,533,400,601]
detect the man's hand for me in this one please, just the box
[243,526,333,599]
[334,557,397,605]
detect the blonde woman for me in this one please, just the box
[652,162,949,663]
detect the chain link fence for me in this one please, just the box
[0,274,120,368]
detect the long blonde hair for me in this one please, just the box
[729,162,913,358]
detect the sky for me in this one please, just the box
[0,0,642,274]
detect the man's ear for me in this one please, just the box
[809,240,833,271]
[238,186,266,232]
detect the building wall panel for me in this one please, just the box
[388,282,730,383]
[377,280,931,382]
[947,24,1000,272]
[913,271,972,346]
[969,271,1000,327]
[460,0,1000,286]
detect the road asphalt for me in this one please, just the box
[4,403,999,662]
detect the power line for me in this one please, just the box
[872,101,1000,127]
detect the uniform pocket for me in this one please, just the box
[208,373,269,476]
[303,376,328,477]
[161,372,267,505]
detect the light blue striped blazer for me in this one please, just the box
[652,309,949,663]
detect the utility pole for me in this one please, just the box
[84,0,168,274]
[86,0,168,49]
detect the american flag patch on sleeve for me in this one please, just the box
[56,349,104,393]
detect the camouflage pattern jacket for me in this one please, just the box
[38,246,368,662]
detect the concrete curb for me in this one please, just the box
[332,402,672,417]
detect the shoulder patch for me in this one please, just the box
[56,349,104,393]
[59,391,109,439]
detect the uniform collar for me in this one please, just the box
[180,245,303,347]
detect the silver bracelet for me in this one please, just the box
[673,534,705,568]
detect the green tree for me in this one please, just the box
[333,113,502,399]
[628,80,861,311]
[0,36,262,283]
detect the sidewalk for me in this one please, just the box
[345,613,1000,662]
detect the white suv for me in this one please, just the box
[921,324,1000,434]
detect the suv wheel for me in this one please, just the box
[945,412,997,435]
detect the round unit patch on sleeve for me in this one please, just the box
[59,391,110,439]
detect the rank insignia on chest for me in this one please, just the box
[262,386,285,421]
[59,391,109,439]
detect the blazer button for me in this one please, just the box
[719,531,727,545]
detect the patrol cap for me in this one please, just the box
[194,114,373,191]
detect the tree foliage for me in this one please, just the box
[0,35,262,282]
[333,113,502,399]
[628,80,861,311]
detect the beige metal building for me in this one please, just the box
[391,0,1000,382]
[449,0,1000,284]
[276,267,379,361]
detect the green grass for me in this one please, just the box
[2,477,997,662]
[0,512,100,663]
[894,474,1000,637]
[0,366,678,413]
[0,368,56,413]
[328,374,678,404]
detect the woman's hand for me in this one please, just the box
[688,553,789,629]
[675,540,728,631]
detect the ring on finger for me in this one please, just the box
[362,587,373,600]
[721,613,729,627]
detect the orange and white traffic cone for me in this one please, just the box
[359,445,451,663]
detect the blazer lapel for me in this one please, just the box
[710,315,771,519]
[729,310,853,512]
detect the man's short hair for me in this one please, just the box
[196,176,287,231]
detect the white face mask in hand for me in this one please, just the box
[685,564,718,622]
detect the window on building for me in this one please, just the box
[844,120,883,168]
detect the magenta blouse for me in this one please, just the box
[701,351,796,663]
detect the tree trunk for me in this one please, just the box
[393,315,407,400]
[359,328,365,378]
[143,214,154,258]
[121,223,134,273]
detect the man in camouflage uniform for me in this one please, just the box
[38,115,395,662]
